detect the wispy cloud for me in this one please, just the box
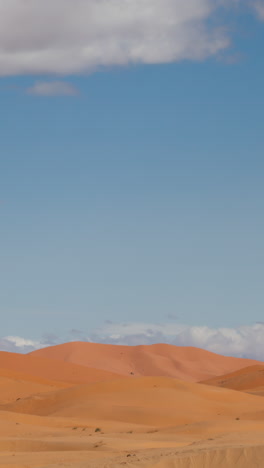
[0,0,254,77]
[1,322,264,361]
[27,81,78,96]
[89,322,264,360]
[254,1,264,20]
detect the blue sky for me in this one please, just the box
[0,1,264,357]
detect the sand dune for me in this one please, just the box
[1,344,264,468]
[0,351,123,386]
[201,364,264,396]
[1,376,264,467]
[30,341,262,382]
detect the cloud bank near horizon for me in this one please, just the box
[1,322,264,361]
[0,0,263,77]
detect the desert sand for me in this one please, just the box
[0,342,263,467]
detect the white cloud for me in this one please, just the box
[0,336,44,353]
[27,81,78,96]
[0,0,238,76]
[1,322,263,361]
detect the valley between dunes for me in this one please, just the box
[0,342,264,467]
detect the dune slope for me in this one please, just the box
[201,364,264,396]
[0,351,123,387]
[0,368,70,404]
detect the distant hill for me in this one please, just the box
[30,341,263,382]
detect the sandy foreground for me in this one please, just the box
[0,343,264,468]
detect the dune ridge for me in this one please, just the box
[30,341,262,382]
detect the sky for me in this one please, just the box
[0,1,264,358]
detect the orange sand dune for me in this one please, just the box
[0,351,123,387]
[3,376,264,426]
[30,341,262,382]
[1,345,264,468]
[201,364,264,396]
